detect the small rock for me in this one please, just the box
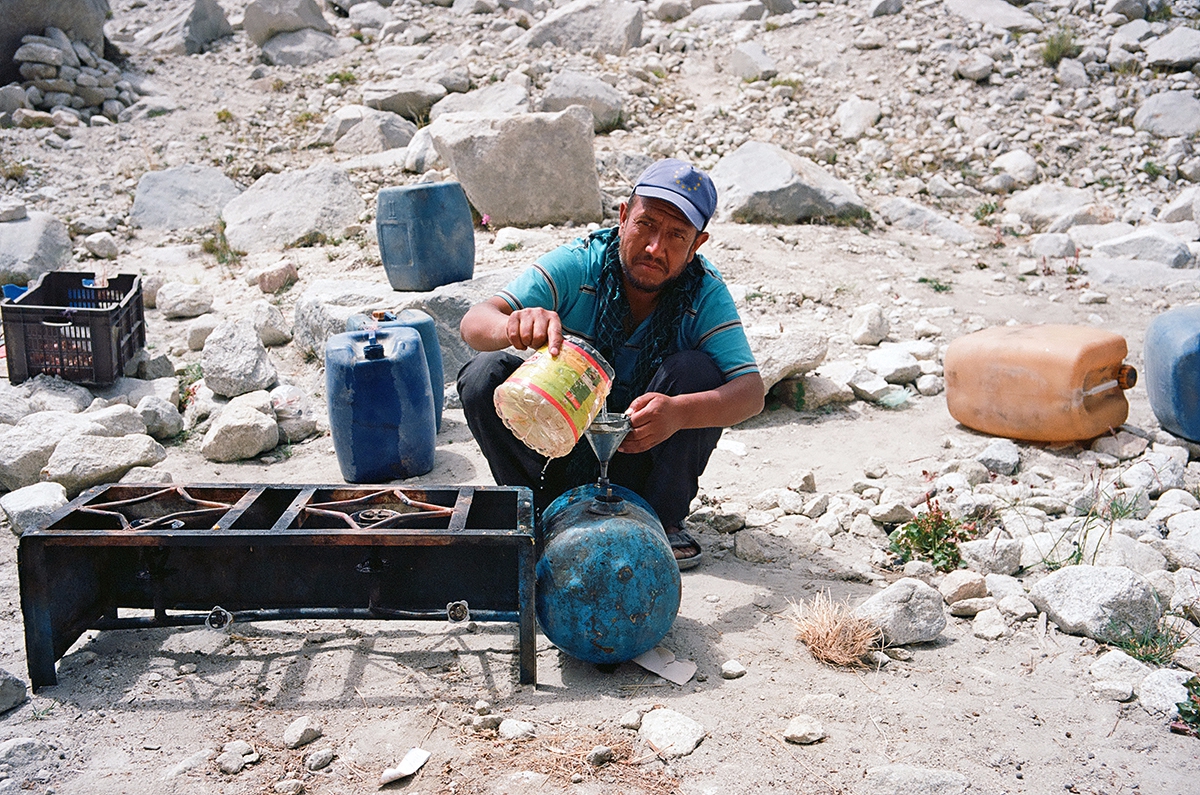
[305,748,334,771]
[783,714,825,744]
[940,570,988,604]
[585,745,613,766]
[638,708,705,758]
[497,719,536,740]
[283,716,322,749]
[720,660,747,679]
[972,607,1008,640]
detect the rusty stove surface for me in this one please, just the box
[18,483,536,690]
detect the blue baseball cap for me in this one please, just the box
[632,158,717,232]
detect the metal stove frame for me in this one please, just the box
[18,483,536,690]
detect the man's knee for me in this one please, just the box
[650,350,724,396]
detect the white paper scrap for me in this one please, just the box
[379,747,431,786]
[632,646,697,686]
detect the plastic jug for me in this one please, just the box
[536,483,680,664]
[376,182,475,292]
[346,309,444,432]
[1145,306,1200,442]
[325,327,436,483]
[943,325,1137,442]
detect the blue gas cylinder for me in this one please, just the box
[376,182,475,292]
[1145,305,1200,442]
[325,327,436,483]
[346,309,444,432]
[536,484,681,664]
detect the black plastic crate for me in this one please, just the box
[2,272,145,386]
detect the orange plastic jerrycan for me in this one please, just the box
[944,325,1137,442]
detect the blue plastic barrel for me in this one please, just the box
[325,327,436,483]
[536,484,681,664]
[376,182,475,292]
[346,309,444,431]
[1145,306,1200,442]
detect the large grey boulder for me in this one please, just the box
[429,82,530,121]
[729,42,777,82]
[200,402,279,462]
[137,395,184,439]
[1144,27,1200,70]
[260,28,346,66]
[243,0,331,46]
[0,212,70,285]
[517,0,642,55]
[0,385,31,426]
[247,300,293,347]
[133,0,233,55]
[156,282,214,319]
[834,96,881,142]
[131,165,242,231]
[1029,565,1160,642]
[0,482,68,536]
[876,198,975,245]
[1139,669,1193,717]
[26,377,92,414]
[203,320,277,398]
[270,385,319,443]
[991,149,1038,186]
[1092,230,1194,268]
[333,110,416,154]
[1005,184,1094,232]
[853,764,968,795]
[747,330,827,393]
[712,142,867,223]
[687,2,766,22]
[959,537,1023,576]
[869,0,904,15]
[222,164,366,254]
[94,377,181,409]
[362,79,447,122]
[854,578,946,645]
[292,279,397,361]
[1134,91,1200,139]
[81,403,147,437]
[42,434,167,496]
[428,107,602,228]
[539,71,623,133]
[0,1,109,86]
[943,0,1041,32]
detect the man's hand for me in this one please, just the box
[505,307,563,355]
[619,392,683,454]
[460,297,564,354]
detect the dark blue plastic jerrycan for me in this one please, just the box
[376,182,475,292]
[325,327,436,483]
[346,309,444,431]
[1145,305,1200,442]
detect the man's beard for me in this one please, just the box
[619,249,681,294]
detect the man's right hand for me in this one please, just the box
[460,297,565,355]
[505,307,563,355]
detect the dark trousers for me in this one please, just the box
[457,349,724,528]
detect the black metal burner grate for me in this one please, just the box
[18,482,535,690]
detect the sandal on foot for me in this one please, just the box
[666,526,703,571]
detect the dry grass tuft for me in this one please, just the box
[791,592,882,668]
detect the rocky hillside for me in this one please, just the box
[0,0,1197,794]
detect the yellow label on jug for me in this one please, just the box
[494,338,614,459]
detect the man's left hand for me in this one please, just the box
[618,392,682,454]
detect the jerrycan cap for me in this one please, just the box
[1117,364,1137,390]
[363,330,385,360]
